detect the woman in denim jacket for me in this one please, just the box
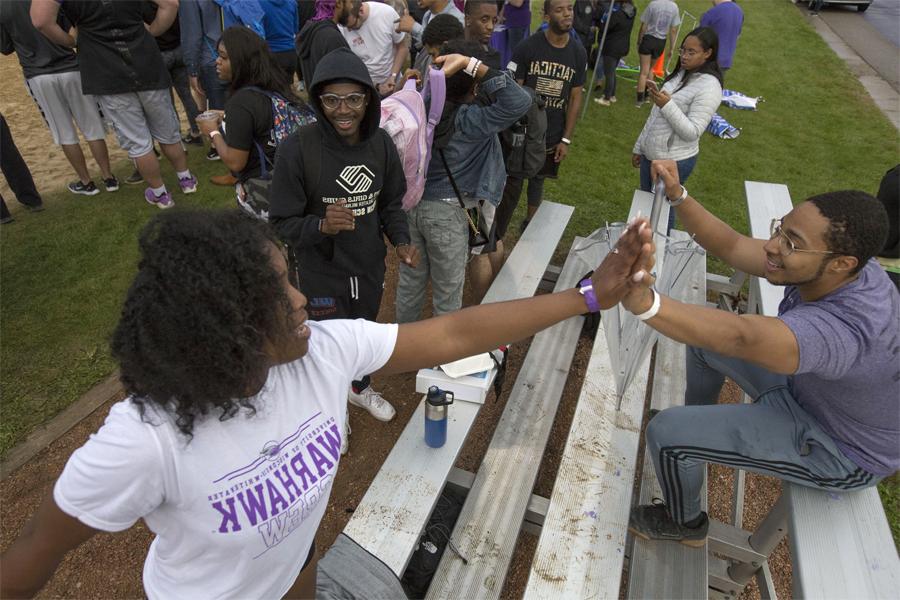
[395,39,531,323]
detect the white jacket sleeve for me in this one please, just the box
[659,75,722,143]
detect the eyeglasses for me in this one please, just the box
[769,218,835,257]
[319,92,367,110]
[679,48,702,58]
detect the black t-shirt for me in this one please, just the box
[223,88,276,182]
[60,0,169,95]
[142,2,181,53]
[0,0,78,79]
[511,31,587,145]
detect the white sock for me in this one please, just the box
[151,185,167,196]
[176,170,192,180]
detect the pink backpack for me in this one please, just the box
[380,69,446,211]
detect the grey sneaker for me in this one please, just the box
[628,499,708,547]
[67,180,99,196]
[348,386,396,422]
[341,418,351,455]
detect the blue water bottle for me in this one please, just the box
[424,386,454,448]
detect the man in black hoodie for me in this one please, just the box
[296,0,352,88]
[270,47,417,453]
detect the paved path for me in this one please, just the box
[797,0,900,130]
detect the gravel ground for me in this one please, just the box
[1,253,790,599]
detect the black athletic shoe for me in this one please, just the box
[104,176,120,192]
[183,132,203,145]
[25,203,44,212]
[628,499,708,547]
[206,146,220,161]
[67,180,99,196]
[1,215,14,224]
[124,169,143,185]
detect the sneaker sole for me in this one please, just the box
[348,398,395,422]
[69,188,100,196]
[206,155,221,161]
[628,525,707,548]
[181,186,198,194]
[106,186,120,192]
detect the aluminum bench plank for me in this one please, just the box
[342,201,573,577]
[426,240,588,600]
[627,230,709,600]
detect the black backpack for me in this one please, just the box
[500,88,548,179]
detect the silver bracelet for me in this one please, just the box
[667,185,688,207]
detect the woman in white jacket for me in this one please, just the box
[632,26,722,230]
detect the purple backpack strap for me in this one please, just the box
[424,68,445,167]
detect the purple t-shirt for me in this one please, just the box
[700,1,743,69]
[778,260,900,476]
[503,0,531,29]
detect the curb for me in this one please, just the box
[1,372,123,481]
[800,4,900,131]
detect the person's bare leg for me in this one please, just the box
[637,53,652,97]
[526,204,539,220]
[158,141,189,172]
[134,151,164,188]
[60,143,91,183]
[489,239,505,275]
[86,139,114,179]
[469,253,494,303]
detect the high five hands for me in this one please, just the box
[592,216,655,310]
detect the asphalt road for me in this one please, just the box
[800,0,900,91]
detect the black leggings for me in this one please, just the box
[602,55,620,99]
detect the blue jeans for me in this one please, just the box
[395,200,468,323]
[161,48,200,133]
[639,154,698,231]
[197,63,228,110]
[645,346,880,524]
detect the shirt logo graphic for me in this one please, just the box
[336,165,374,194]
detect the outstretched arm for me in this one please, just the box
[0,495,99,598]
[376,218,654,376]
[652,160,767,277]
[621,279,800,375]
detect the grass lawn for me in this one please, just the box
[1,0,897,541]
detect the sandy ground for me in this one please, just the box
[1,56,144,207]
[0,52,788,600]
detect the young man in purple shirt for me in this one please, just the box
[700,0,743,79]
[624,159,899,546]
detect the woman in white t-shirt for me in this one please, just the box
[1,193,653,597]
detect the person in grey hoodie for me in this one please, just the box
[270,47,417,450]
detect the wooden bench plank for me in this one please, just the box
[627,231,709,600]
[425,240,588,600]
[342,201,573,576]
[787,485,900,598]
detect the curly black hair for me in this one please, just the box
[110,210,292,438]
[422,13,464,48]
[439,38,495,102]
[808,190,889,275]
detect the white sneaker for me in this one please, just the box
[341,418,351,455]
[348,386,396,422]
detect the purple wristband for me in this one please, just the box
[578,278,601,313]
